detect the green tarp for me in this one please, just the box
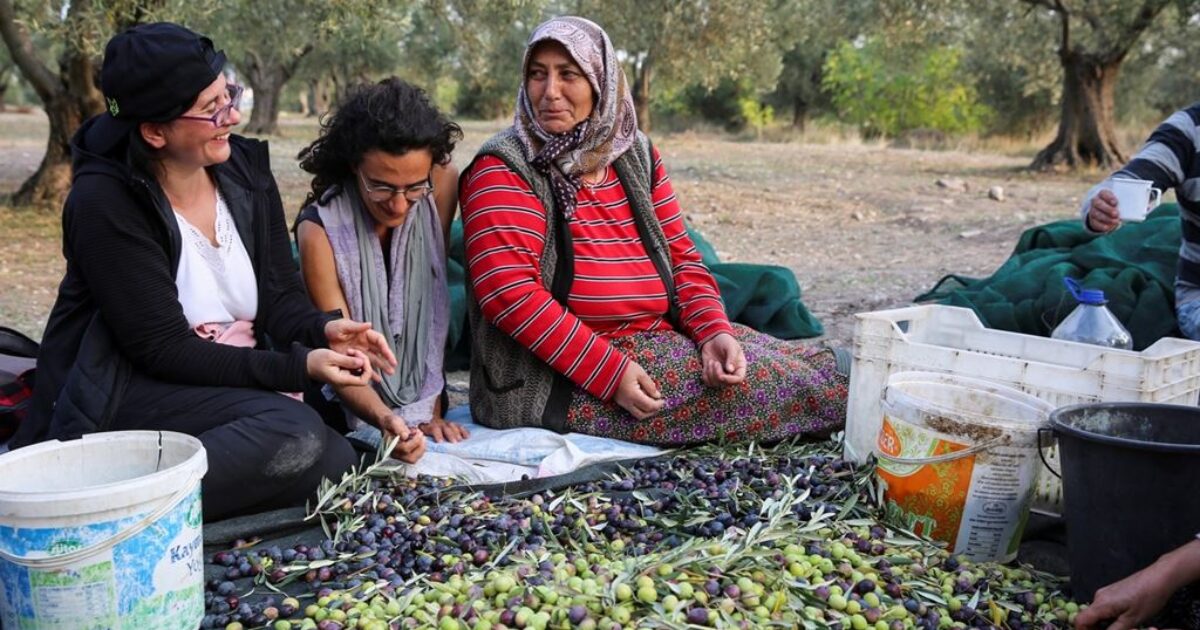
[444,220,823,370]
[916,203,1182,351]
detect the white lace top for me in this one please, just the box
[173,189,258,326]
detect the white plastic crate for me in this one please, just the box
[845,305,1200,513]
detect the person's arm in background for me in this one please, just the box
[1075,538,1200,630]
[1081,107,1199,233]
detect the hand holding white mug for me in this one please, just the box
[1087,189,1121,233]
[1110,177,1162,223]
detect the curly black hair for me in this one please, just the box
[298,77,463,206]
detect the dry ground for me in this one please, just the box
[0,111,1107,347]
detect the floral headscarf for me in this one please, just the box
[514,16,638,219]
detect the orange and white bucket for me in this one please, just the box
[874,372,1052,562]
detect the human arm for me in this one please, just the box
[432,163,459,251]
[321,380,426,462]
[1081,107,1198,232]
[647,147,736,346]
[293,216,395,378]
[1075,538,1200,630]
[460,156,633,403]
[298,215,457,451]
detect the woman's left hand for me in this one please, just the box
[700,332,746,387]
[419,417,471,444]
[325,319,397,380]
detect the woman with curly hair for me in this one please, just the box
[295,78,468,462]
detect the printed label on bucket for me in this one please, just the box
[877,415,973,546]
[0,487,204,630]
[876,415,1038,562]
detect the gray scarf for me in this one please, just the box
[316,184,447,423]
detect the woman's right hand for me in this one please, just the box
[306,348,373,387]
[378,414,427,464]
[614,361,664,420]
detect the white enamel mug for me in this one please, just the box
[1111,177,1162,222]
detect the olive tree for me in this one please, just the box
[0,0,161,206]
[1017,0,1176,170]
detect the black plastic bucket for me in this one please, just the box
[1049,402,1200,621]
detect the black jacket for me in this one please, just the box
[12,118,334,448]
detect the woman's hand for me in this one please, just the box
[306,348,374,386]
[324,319,397,380]
[614,361,664,420]
[700,333,746,387]
[420,417,470,443]
[378,414,427,464]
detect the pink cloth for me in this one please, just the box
[194,321,303,400]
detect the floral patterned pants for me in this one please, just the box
[564,324,847,447]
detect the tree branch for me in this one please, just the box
[1073,3,1103,35]
[282,43,315,80]
[1106,0,1172,60]
[1017,0,1059,10]
[1017,0,1070,59]
[0,0,61,102]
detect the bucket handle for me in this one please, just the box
[873,436,1003,465]
[1037,427,1061,479]
[0,473,202,570]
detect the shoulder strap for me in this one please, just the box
[619,134,681,328]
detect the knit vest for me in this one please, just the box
[466,128,679,431]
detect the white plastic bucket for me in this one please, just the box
[0,431,207,629]
[874,372,1052,562]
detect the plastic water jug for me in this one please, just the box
[1050,277,1133,350]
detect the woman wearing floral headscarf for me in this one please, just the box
[460,16,846,446]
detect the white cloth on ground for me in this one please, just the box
[349,405,665,484]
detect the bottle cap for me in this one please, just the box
[1064,277,1107,305]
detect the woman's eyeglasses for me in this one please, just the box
[177,84,244,128]
[357,170,435,204]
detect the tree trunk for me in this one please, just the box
[0,0,106,207]
[13,93,91,206]
[243,67,287,136]
[1031,51,1125,170]
[300,78,319,117]
[313,78,330,118]
[7,53,102,208]
[631,55,651,132]
[792,96,808,132]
